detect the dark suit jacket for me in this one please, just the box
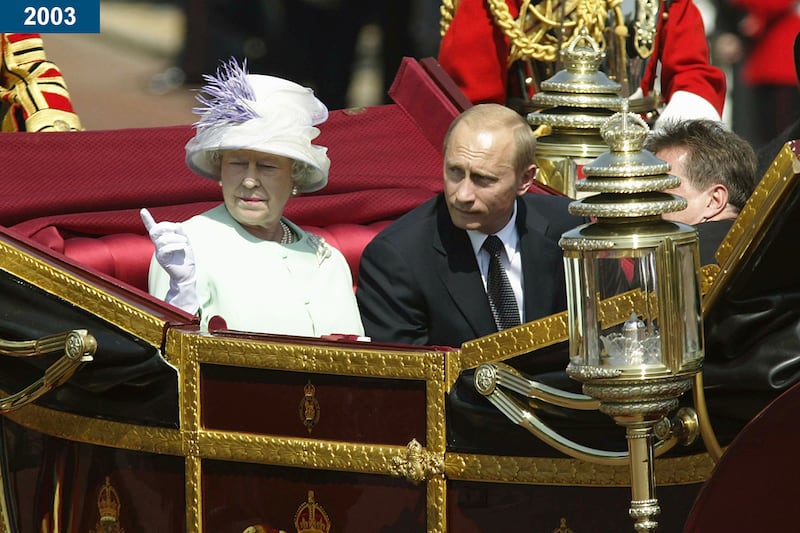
[356,193,584,347]
[696,219,734,266]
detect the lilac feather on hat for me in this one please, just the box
[192,59,259,131]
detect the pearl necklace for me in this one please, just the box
[279,220,295,244]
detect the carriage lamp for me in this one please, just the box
[527,29,622,198]
[558,107,704,532]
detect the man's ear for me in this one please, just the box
[704,183,730,218]
[518,164,537,195]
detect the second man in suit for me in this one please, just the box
[356,103,584,348]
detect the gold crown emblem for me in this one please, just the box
[299,380,320,433]
[293,491,330,533]
[551,517,575,533]
[97,477,121,522]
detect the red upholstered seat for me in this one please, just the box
[0,58,467,295]
[45,222,393,293]
[306,222,392,288]
[63,233,156,292]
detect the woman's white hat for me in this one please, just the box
[185,60,330,193]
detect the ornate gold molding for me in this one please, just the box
[197,430,421,475]
[426,371,447,454]
[5,398,447,478]
[180,332,442,379]
[3,401,182,453]
[186,455,202,533]
[445,450,715,486]
[427,476,447,533]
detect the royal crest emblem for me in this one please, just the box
[299,380,320,433]
[293,491,330,533]
[89,476,124,533]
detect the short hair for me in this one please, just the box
[443,103,537,177]
[644,119,757,209]
[290,159,314,188]
[208,150,312,189]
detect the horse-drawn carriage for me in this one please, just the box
[0,56,798,533]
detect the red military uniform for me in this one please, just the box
[729,0,800,146]
[438,0,726,123]
[731,0,800,86]
[1,33,82,132]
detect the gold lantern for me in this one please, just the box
[559,107,703,531]
[527,29,622,198]
[474,104,706,532]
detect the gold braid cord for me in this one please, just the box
[0,33,82,132]
[440,0,458,37]
[485,0,627,65]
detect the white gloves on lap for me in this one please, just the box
[140,208,199,314]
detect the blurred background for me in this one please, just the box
[44,0,441,130]
[40,0,800,150]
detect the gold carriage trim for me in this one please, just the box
[445,449,716,487]
[4,391,716,487]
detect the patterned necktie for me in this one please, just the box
[482,235,521,330]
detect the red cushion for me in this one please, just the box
[49,221,391,293]
[306,221,392,288]
[63,234,155,292]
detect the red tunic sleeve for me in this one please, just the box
[1,33,83,132]
[642,0,726,115]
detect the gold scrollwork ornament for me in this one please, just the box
[389,439,445,485]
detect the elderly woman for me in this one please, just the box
[141,60,364,337]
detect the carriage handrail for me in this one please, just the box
[0,329,96,412]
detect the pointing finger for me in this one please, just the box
[140,208,156,231]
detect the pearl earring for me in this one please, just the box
[291,186,299,196]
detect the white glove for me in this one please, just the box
[141,208,199,314]
[654,90,723,130]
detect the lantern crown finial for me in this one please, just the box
[600,100,650,153]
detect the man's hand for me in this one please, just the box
[141,208,198,313]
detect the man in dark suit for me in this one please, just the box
[644,119,758,266]
[356,103,584,348]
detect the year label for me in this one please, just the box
[24,6,78,27]
[1,1,99,33]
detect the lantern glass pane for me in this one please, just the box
[597,248,663,367]
[676,242,703,364]
[564,249,634,367]
[564,252,598,366]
